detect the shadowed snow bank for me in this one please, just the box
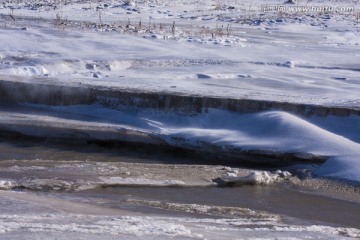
[0,103,359,183]
[0,78,359,117]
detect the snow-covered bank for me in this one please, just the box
[0,103,359,183]
[0,3,359,108]
[1,77,359,117]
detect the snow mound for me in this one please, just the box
[162,111,360,157]
[315,155,360,183]
[213,170,292,186]
[0,181,13,190]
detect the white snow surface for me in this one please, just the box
[0,0,359,106]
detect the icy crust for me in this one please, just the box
[0,159,296,192]
[0,170,293,192]
[0,180,13,190]
[98,177,187,187]
[0,110,162,144]
[213,170,293,187]
[0,193,359,240]
[0,213,358,239]
[0,214,197,239]
[125,199,281,220]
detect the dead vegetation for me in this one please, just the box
[0,0,357,41]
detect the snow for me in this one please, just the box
[0,191,359,239]
[0,0,358,205]
[1,212,358,239]
[0,0,359,238]
[0,180,13,190]
[214,170,293,186]
[0,0,359,106]
[8,103,359,184]
[315,155,360,183]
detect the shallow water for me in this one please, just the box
[0,139,359,238]
[54,183,360,229]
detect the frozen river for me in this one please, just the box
[0,140,359,239]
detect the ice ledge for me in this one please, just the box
[0,77,359,117]
[0,110,328,166]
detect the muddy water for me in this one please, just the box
[0,140,359,230]
[58,184,360,229]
